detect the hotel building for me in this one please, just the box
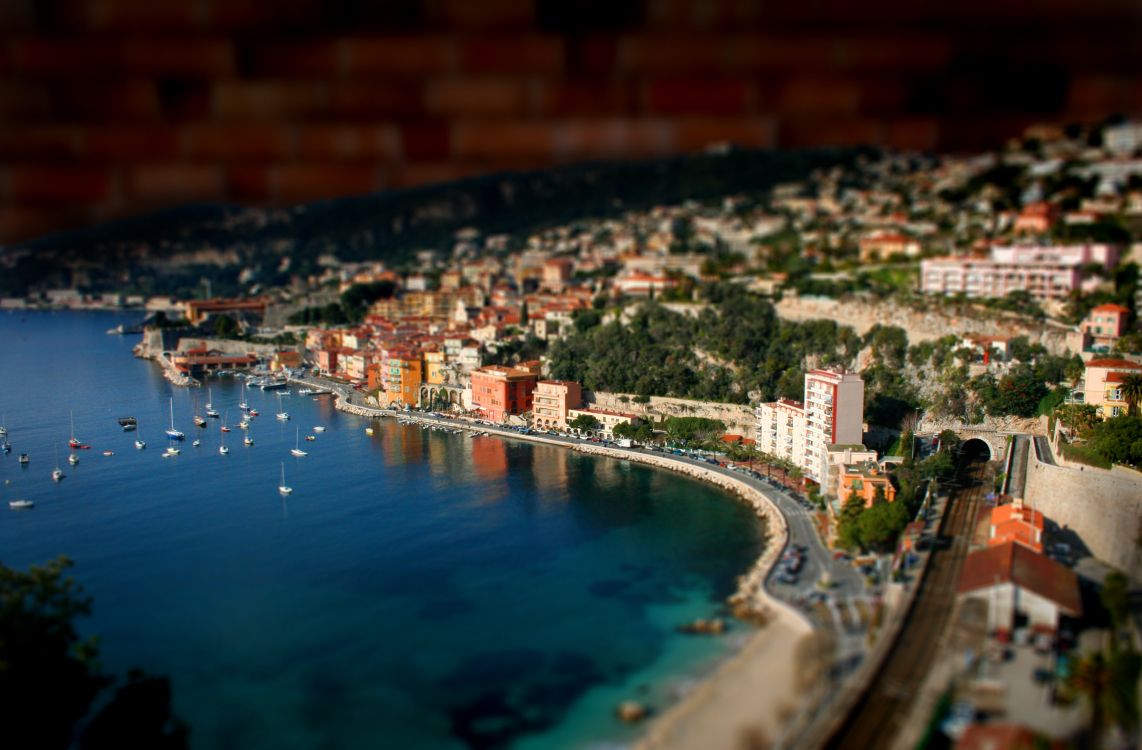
[919,244,1119,301]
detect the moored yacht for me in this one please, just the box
[165,398,185,440]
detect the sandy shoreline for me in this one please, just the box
[304,380,820,747]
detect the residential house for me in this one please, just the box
[858,232,921,262]
[988,499,1045,554]
[840,461,897,507]
[1080,303,1130,351]
[1080,357,1142,418]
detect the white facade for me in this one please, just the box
[961,582,1072,634]
[755,369,865,484]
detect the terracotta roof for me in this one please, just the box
[958,542,1080,616]
[1090,303,1130,313]
[956,723,1055,750]
[990,504,1044,531]
[1085,358,1142,370]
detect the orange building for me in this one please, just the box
[384,351,424,408]
[988,500,1045,554]
[471,365,538,422]
[840,462,896,507]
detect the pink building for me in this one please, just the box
[1081,303,1130,350]
[531,380,582,430]
[920,244,1120,301]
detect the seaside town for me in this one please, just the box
[6,120,1142,749]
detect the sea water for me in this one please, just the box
[0,311,763,749]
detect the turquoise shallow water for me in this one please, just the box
[0,311,763,749]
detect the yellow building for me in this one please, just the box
[424,350,448,385]
[1081,358,1142,418]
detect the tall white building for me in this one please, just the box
[755,368,865,484]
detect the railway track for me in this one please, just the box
[824,449,989,749]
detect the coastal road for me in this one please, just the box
[1006,434,1029,497]
[823,444,990,750]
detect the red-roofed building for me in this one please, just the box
[1081,357,1142,418]
[1012,202,1059,234]
[471,365,539,422]
[958,542,1081,634]
[988,500,1045,553]
[1080,303,1131,351]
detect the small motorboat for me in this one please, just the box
[2,441,11,453]
[18,453,29,465]
[248,408,259,416]
[9,499,34,510]
[194,416,207,428]
[220,425,231,433]
[118,416,138,431]
[164,447,180,456]
[192,440,201,448]
[135,440,146,450]
[305,435,317,442]
[219,445,229,455]
[52,467,65,482]
[102,450,114,456]
[243,436,254,446]
[238,420,250,430]
[313,426,326,433]
[365,427,374,436]
[68,453,79,465]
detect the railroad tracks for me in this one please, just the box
[824,453,989,749]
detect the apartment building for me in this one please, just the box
[1080,357,1142,418]
[920,244,1119,301]
[531,380,582,430]
[470,364,539,422]
[755,368,865,485]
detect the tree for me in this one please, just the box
[1101,572,1130,632]
[519,301,529,326]
[1121,373,1142,417]
[213,314,238,339]
[0,557,189,749]
[1085,417,1142,468]
[569,414,601,433]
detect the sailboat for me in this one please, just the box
[290,427,308,457]
[205,388,220,418]
[219,427,229,455]
[68,452,79,465]
[68,410,81,449]
[239,381,249,412]
[244,424,254,446]
[52,448,64,482]
[0,414,6,436]
[165,398,185,440]
[278,462,292,495]
[275,393,289,421]
[220,410,231,433]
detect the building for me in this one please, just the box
[857,232,921,262]
[385,352,423,408]
[920,244,1119,301]
[185,297,268,326]
[755,368,865,484]
[531,380,582,430]
[840,462,897,507]
[470,365,539,422]
[1080,357,1142,418]
[957,541,1081,635]
[1012,202,1058,234]
[1080,303,1130,351]
[988,500,1045,554]
[566,407,641,437]
[822,444,878,499]
[612,272,679,297]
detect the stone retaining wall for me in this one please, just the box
[1024,440,1142,579]
[588,391,757,437]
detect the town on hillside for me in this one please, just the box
[7,120,1142,748]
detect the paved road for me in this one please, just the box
[1033,435,1057,466]
[1006,434,1029,496]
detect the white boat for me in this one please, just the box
[165,398,185,440]
[290,427,308,457]
[275,393,289,421]
[135,439,146,450]
[163,446,180,456]
[205,388,220,418]
[9,499,33,510]
[238,419,250,430]
[192,439,201,447]
[52,467,64,482]
[313,426,326,433]
[365,427,374,436]
[18,453,29,465]
[244,426,254,446]
[68,410,82,449]
[219,428,229,455]
[239,381,249,411]
[298,388,314,395]
[1,439,9,453]
[278,462,292,495]
[68,452,79,465]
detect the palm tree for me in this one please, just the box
[1120,373,1142,417]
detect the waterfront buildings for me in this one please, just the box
[919,244,1119,301]
[755,368,865,485]
[531,380,582,430]
[470,362,541,422]
[566,407,641,438]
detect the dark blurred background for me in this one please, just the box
[0,0,1140,245]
